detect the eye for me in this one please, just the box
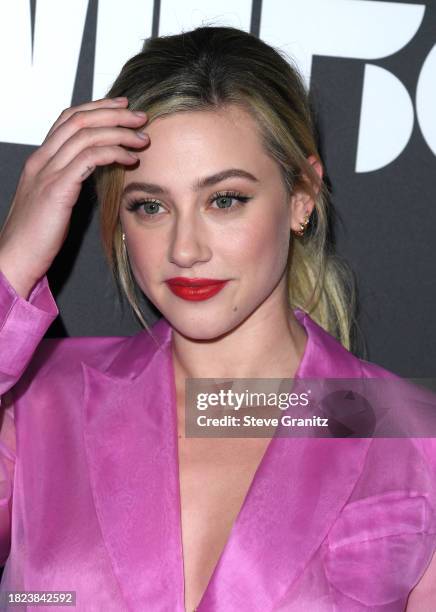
[125,198,165,217]
[125,190,252,219]
[209,191,251,212]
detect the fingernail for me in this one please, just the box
[135,131,148,140]
[113,97,127,103]
[134,111,147,117]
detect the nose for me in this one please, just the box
[168,211,212,268]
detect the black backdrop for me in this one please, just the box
[1,0,435,377]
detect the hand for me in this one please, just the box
[0,96,148,298]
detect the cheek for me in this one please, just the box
[231,212,290,269]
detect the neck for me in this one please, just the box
[171,292,307,384]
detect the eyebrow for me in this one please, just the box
[121,168,259,198]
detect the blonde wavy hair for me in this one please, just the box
[93,25,359,352]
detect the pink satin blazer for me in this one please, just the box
[0,268,435,611]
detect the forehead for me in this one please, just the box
[147,104,260,136]
[122,105,277,188]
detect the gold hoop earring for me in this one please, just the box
[292,213,310,237]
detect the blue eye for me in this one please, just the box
[125,190,251,218]
[125,198,163,216]
[210,191,251,211]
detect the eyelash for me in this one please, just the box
[125,190,251,218]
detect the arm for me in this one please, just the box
[405,548,436,610]
[0,266,58,399]
[0,391,15,566]
[0,266,58,565]
[405,437,436,610]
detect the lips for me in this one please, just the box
[165,278,228,301]
[166,277,226,287]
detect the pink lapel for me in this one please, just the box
[81,319,184,610]
[81,309,373,611]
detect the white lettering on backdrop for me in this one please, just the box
[0,0,433,173]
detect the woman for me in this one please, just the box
[0,25,435,611]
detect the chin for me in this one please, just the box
[162,309,244,342]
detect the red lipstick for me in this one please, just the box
[165,277,228,301]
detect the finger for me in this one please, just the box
[34,107,147,174]
[44,125,149,174]
[54,145,139,192]
[43,96,128,142]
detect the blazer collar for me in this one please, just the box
[80,309,371,611]
[81,308,364,382]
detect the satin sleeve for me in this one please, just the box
[0,391,15,566]
[0,268,58,400]
[0,268,58,565]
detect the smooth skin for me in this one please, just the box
[119,105,315,382]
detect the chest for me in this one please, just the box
[177,435,271,611]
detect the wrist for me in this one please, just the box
[0,256,40,301]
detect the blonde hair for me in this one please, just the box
[93,25,359,351]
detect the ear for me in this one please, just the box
[288,155,323,232]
